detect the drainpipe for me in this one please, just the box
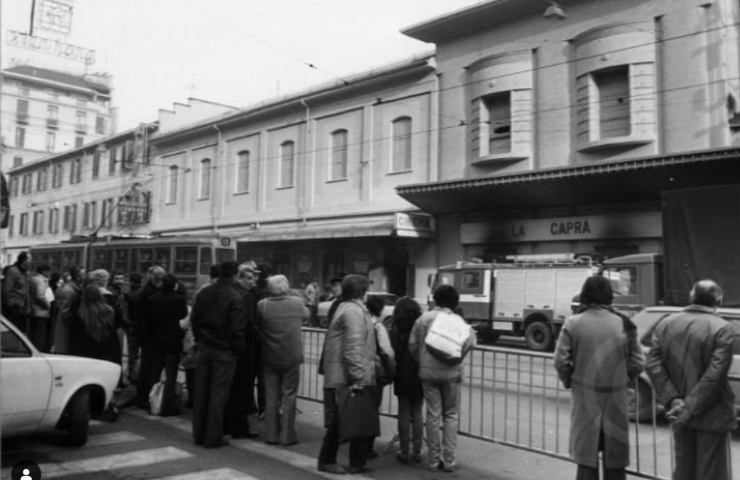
[212,124,223,234]
[299,99,311,225]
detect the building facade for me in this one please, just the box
[1,65,115,172]
[149,55,438,298]
[3,123,156,265]
[397,0,740,267]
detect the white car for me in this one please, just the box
[1,316,120,445]
[628,306,740,422]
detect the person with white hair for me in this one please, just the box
[257,274,309,446]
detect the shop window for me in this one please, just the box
[391,117,412,172]
[329,130,348,180]
[279,141,295,188]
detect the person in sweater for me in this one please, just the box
[389,297,424,464]
[28,264,54,352]
[257,274,309,445]
[148,273,188,416]
[409,284,476,473]
[190,261,246,448]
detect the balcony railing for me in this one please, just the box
[16,113,29,124]
[75,124,87,134]
[46,118,59,129]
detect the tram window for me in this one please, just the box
[199,247,212,275]
[136,248,153,272]
[175,247,198,274]
[216,248,235,263]
[113,248,130,273]
[92,249,112,270]
[154,248,170,270]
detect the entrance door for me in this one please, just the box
[384,247,408,296]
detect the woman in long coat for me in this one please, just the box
[553,276,644,480]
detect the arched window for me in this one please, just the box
[168,165,178,203]
[279,141,295,188]
[200,158,211,199]
[391,117,412,172]
[330,129,348,180]
[236,150,250,193]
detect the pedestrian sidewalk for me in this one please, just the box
[115,385,639,480]
[286,398,576,480]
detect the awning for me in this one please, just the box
[396,147,740,214]
[234,212,435,242]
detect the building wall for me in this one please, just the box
[426,0,740,180]
[1,72,114,172]
[3,127,154,264]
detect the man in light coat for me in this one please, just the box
[28,264,53,351]
[554,276,644,480]
[646,280,735,480]
[409,284,476,473]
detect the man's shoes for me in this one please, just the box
[232,432,259,439]
[317,463,347,474]
[411,452,423,464]
[347,465,372,474]
[428,461,444,472]
[365,450,379,459]
[441,462,458,473]
[395,452,409,464]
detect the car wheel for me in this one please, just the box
[66,389,90,446]
[525,321,553,351]
[627,379,654,423]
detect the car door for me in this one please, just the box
[0,320,54,435]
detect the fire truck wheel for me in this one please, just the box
[524,321,553,351]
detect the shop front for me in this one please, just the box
[234,212,436,299]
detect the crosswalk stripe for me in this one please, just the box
[8,446,192,479]
[128,411,374,480]
[2,431,145,455]
[154,468,260,480]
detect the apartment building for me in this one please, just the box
[1,65,115,172]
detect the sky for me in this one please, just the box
[2,0,485,130]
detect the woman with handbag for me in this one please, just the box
[317,274,379,475]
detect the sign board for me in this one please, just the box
[34,0,74,36]
[6,30,95,65]
[395,212,435,238]
[461,212,662,244]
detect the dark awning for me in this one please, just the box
[396,147,740,214]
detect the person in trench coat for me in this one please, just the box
[553,275,644,480]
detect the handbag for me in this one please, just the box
[374,324,396,386]
[148,371,183,416]
[424,310,470,365]
[337,387,380,442]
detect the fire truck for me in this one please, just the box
[430,254,596,351]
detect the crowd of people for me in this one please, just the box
[1,251,735,479]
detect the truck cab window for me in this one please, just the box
[461,270,483,293]
[603,267,637,296]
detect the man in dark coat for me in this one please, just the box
[124,272,143,383]
[2,251,30,332]
[647,280,736,480]
[52,265,85,353]
[148,273,188,416]
[222,261,260,438]
[190,261,247,448]
[135,265,165,409]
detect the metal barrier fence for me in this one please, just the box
[299,328,674,480]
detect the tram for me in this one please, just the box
[30,235,236,294]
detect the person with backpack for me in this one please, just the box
[409,285,475,473]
